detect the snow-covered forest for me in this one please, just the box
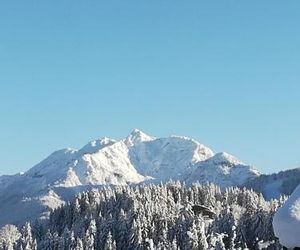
[0,182,287,249]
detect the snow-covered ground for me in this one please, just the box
[273,184,300,249]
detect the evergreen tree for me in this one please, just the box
[104,231,116,250]
[16,223,37,250]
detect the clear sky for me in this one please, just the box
[0,0,299,175]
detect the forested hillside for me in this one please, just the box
[0,182,286,249]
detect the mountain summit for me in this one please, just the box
[124,129,155,146]
[0,130,260,226]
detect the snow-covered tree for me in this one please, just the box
[16,223,37,250]
[104,231,116,250]
[16,181,284,249]
[0,224,20,250]
[84,219,96,250]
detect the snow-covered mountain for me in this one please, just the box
[0,129,260,226]
[245,167,300,199]
[186,152,260,187]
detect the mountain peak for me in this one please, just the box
[209,152,244,165]
[80,137,117,154]
[129,128,150,137]
[125,129,155,146]
[131,128,143,134]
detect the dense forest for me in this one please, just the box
[0,182,287,249]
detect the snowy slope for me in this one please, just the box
[185,152,260,187]
[245,168,300,199]
[0,129,260,226]
[26,136,147,187]
[273,184,300,248]
[129,135,214,181]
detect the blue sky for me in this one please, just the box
[0,1,300,175]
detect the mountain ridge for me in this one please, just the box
[0,129,285,227]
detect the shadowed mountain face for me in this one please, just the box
[0,129,261,226]
[245,167,300,199]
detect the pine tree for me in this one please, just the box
[75,238,84,250]
[171,236,179,250]
[17,223,37,250]
[84,219,96,250]
[186,221,199,250]
[104,231,116,250]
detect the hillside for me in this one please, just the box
[0,182,285,249]
[245,168,300,199]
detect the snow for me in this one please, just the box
[78,140,146,185]
[187,230,198,241]
[79,137,117,154]
[129,135,214,181]
[124,129,155,146]
[185,152,260,188]
[0,224,21,248]
[209,152,244,165]
[273,184,300,248]
[39,189,65,210]
[257,240,275,250]
[0,129,261,226]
